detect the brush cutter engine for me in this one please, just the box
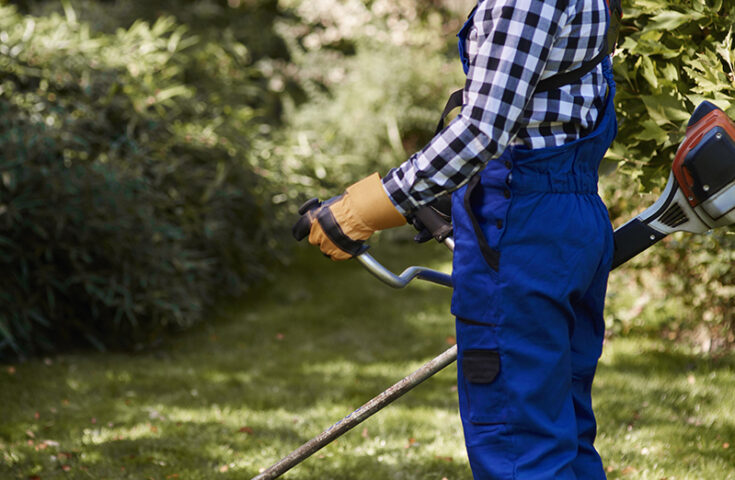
[611,102,735,268]
[670,102,735,231]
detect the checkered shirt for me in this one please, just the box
[382,0,610,215]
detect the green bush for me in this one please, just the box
[611,0,735,182]
[605,0,735,347]
[0,3,285,358]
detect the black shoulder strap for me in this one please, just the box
[534,45,609,94]
[607,0,623,55]
[536,0,622,94]
[434,88,464,134]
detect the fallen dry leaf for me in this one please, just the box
[238,426,254,434]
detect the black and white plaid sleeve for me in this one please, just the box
[381,0,609,215]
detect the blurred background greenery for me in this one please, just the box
[0,0,733,360]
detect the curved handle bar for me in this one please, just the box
[355,237,453,289]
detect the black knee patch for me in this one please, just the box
[462,349,500,384]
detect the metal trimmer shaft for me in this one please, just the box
[250,344,458,480]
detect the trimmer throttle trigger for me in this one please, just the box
[292,198,322,241]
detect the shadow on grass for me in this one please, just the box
[595,339,735,476]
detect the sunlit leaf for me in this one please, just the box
[648,10,704,31]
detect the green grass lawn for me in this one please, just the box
[1,239,734,479]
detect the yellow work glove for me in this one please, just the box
[294,173,407,261]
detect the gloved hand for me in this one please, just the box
[296,173,406,261]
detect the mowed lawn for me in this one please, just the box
[1,240,734,479]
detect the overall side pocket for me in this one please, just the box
[457,318,508,425]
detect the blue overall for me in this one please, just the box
[451,9,617,480]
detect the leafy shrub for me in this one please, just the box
[611,0,735,182]
[0,3,285,358]
[605,0,735,347]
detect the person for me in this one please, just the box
[302,0,619,478]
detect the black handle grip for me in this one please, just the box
[411,194,453,244]
[414,206,453,242]
[292,198,322,241]
[610,219,666,270]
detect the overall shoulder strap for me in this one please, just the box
[535,0,622,94]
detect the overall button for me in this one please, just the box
[504,160,512,169]
[496,220,503,229]
[503,189,511,199]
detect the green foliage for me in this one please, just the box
[0,3,284,358]
[266,0,469,202]
[645,233,735,350]
[612,0,735,182]
[607,0,735,346]
[0,0,468,358]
